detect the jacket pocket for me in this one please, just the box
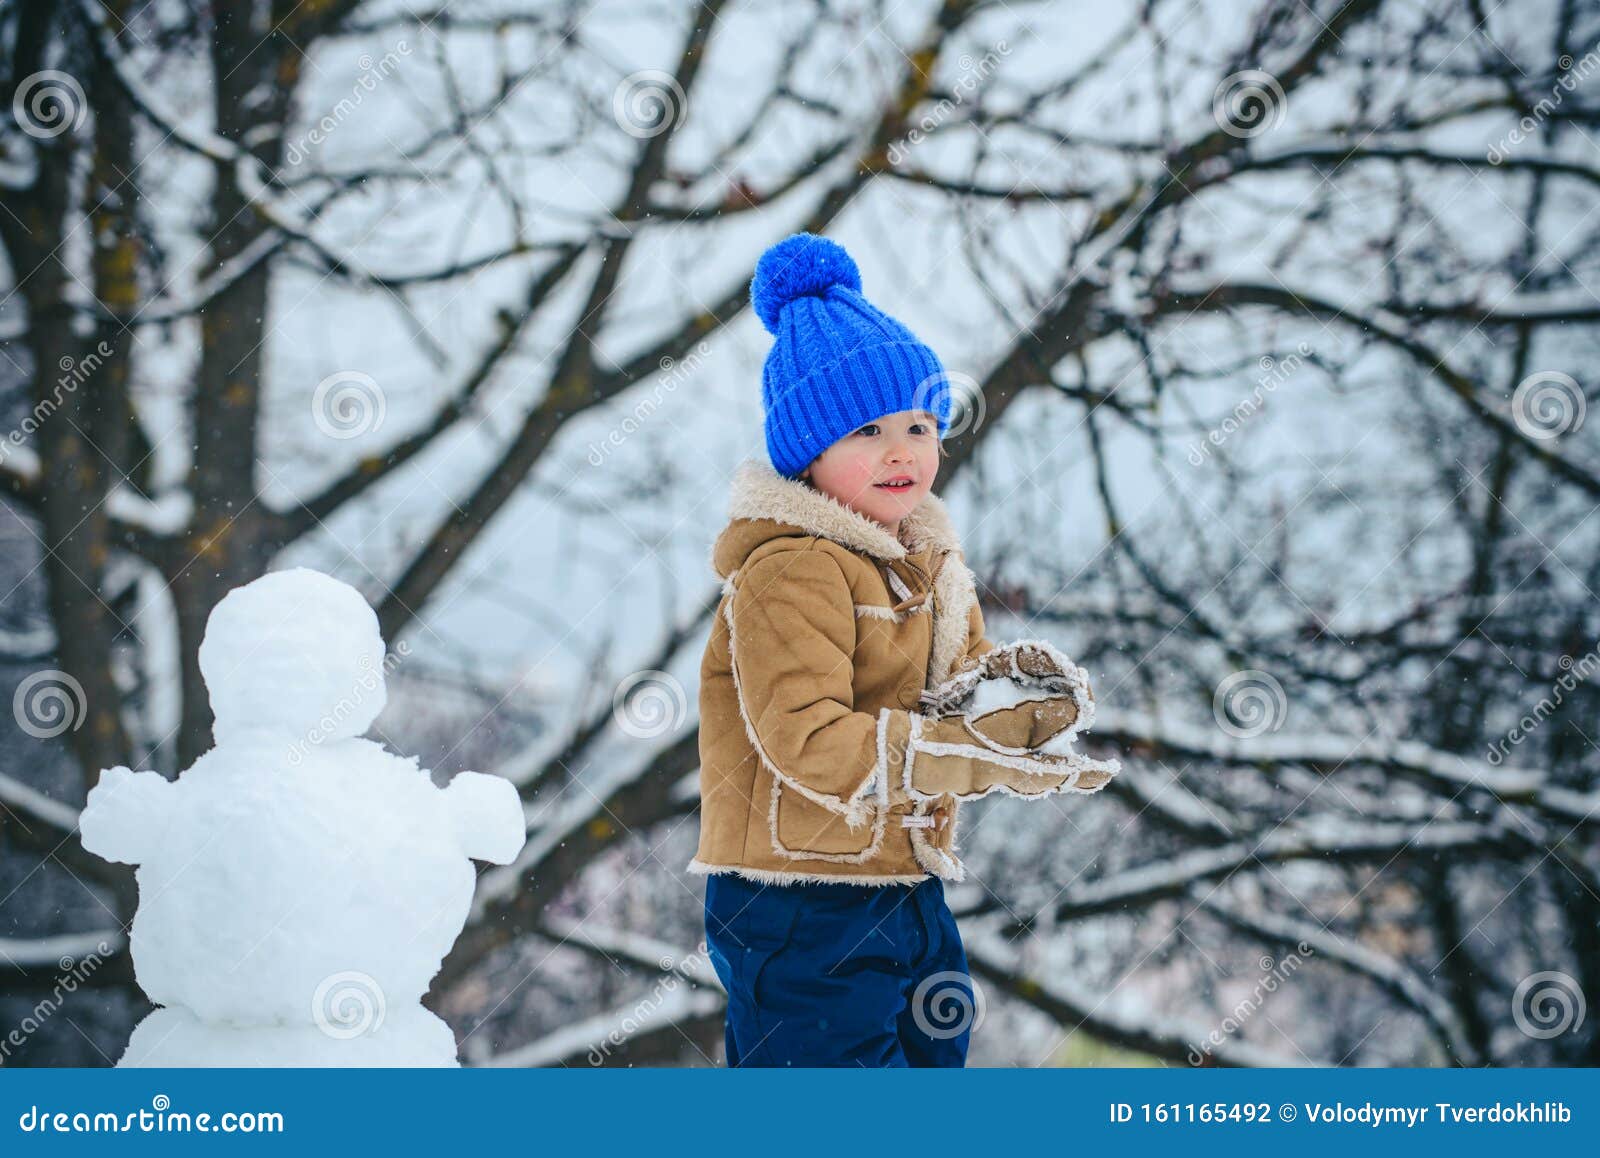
[768,779,878,859]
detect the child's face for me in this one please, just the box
[800,410,940,532]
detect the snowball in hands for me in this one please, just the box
[79,567,526,1066]
[964,675,1056,715]
[963,676,1086,756]
[929,639,1109,759]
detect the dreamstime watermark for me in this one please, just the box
[311,970,386,1039]
[1186,944,1313,1065]
[911,368,986,440]
[1488,46,1600,163]
[886,41,1011,166]
[1484,639,1598,766]
[612,670,688,740]
[613,70,688,139]
[0,341,115,471]
[910,969,985,1039]
[12,70,88,140]
[1212,669,1288,738]
[13,668,87,740]
[1510,370,1585,441]
[283,42,412,167]
[1,942,112,1062]
[1212,70,1286,138]
[16,1093,283,1134]
[587,341,711,466]
[311,370,386,439]
[285,642,410,766]
[586,944,711,1065]
[1511,970,1586,1040]
[1187,342,1312,466]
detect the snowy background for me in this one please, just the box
[1,0,1598,1066]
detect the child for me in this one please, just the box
[689,232,1119,1067]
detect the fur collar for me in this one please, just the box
[715,459,980,687]
[725,460,962,562]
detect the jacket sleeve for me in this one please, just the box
[896,713,1119,801]
[728,547,1118,818]
[726,546,907,821]
[895,627,1122,804]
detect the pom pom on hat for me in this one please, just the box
[749,232,862,334]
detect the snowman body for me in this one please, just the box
[80,568,525,1066]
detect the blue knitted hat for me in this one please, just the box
[750,233,949,477]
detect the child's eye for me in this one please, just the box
[855,424,880,436]
[908,423,932,435]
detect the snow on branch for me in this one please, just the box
[1153,280,1600,498]
[1,446,41,505]
[0,773,133,892]
[104,484,193,536]
[958,815,1518,927]
[75,0,565,304]
[471,722,700,920]
[461,919,722,1067]
[0,929,124,970]
[1245,138,1600,193]
[1195,889,1478,1065]
[0,621,56,661]
[1091,707,1600,831]
[0,772,82,836]
[1107,760,1241,840]
[964,929,1323,1067]
[539,914,720,990]
[471,984,724,1068]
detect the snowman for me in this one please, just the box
[79,567,525,1066]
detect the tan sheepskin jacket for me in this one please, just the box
[689,461,1118,886]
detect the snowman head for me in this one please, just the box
[198,567,389,747]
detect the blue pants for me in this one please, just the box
[703,871,974,1067]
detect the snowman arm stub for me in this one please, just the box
[442,771,526,864]
[78,765,177,866]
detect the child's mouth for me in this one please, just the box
[875,478,915,491]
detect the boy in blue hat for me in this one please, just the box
[689,233,1119,1066]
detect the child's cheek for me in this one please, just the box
[842,460,876,494]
